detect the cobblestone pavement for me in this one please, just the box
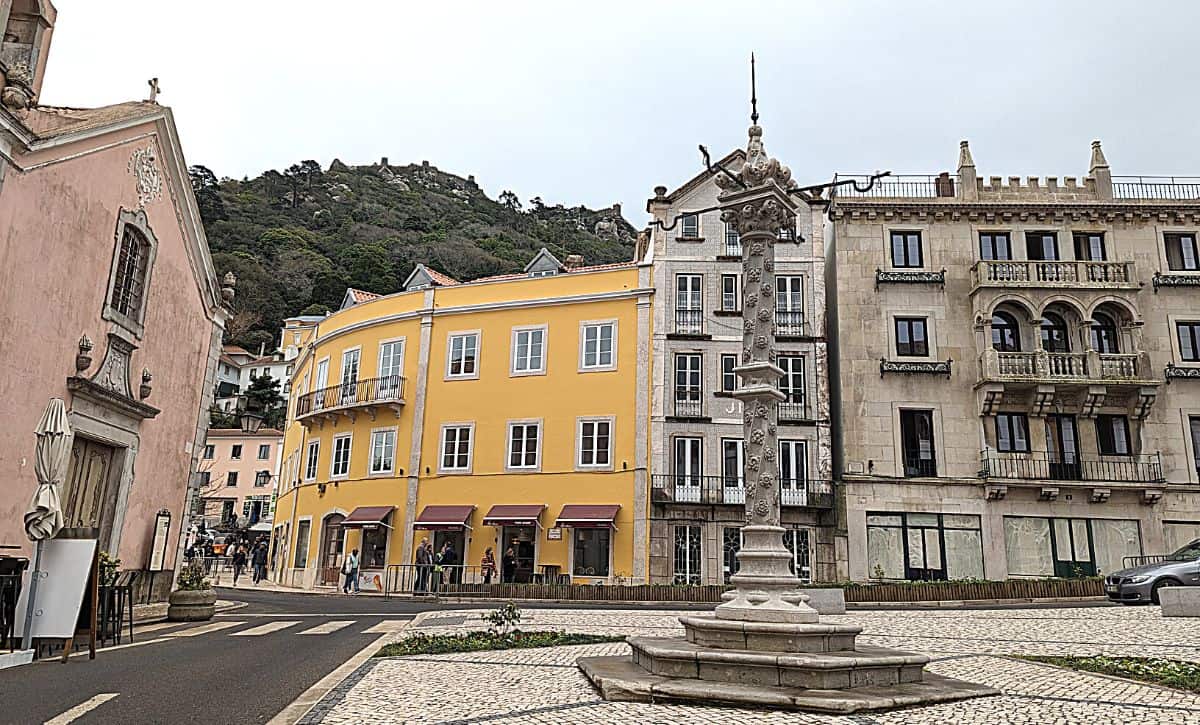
[302,606,1200,724]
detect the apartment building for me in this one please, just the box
[645,151,840,584]
[828,140,1200,584]
[198,428,284,530]
[271,250,653,589]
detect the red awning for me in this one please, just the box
[555,504,620,529]
[482,504,546,527]
[340,506,395,529]
[414,505,475,530]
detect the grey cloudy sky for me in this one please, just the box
[42,1,1200,224]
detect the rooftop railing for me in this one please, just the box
[833,174,947,199]
[1112,176,1200,200]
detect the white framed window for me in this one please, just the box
[577,417,614,469]
[447,331,480,379]
[378,338,405,380]
[511,325,547,376]
[340,347,361,404]
[721,354,738,392]
[580,320,617,371]
[369,428,396,475]
[304,440,319,482]
[780,440,808,506]
[313,357,330,410]
[440,423,474,472]
[330,434,352,479]
[257,444,271,460]
[681,213,699,238]
[231,444,242,460]
[507,420,542,470]
[721,274,740,311]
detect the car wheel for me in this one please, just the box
[1151,578,1181,605]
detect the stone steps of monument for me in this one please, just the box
[630,637,930,691]
[680,615,862,653]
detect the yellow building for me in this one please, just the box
[271,250,653,589]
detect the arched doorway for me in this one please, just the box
[318,513,346,586]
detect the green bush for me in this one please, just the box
[1020,655,1200,694]
[375,630,623,657]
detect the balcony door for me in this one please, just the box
[1026,231,1060,261]
[340,349,360,405]
[721,439,744,503]
[1052,517,1096,577]
[778,356,805,419]
[673,437,702,502]
[779,440,807,505]
[674,354,702,417]
[313,358,329,409]
[1046,414,1081,480]
[776,276,804,335]
[899,409,937,477]
[675,274,702,334]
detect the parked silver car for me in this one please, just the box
[1105,538,1200,604]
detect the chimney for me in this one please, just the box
[564,254,585,270]
[957,140,977,200]
[612,202,622,217]
[380,157,388,167]
[1089,140,1112,200]
[259,342,266,357]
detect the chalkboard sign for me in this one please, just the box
[13,539,98,660]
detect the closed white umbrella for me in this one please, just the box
[21,398,73,649]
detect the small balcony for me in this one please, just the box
[650,475,833,508]
[671,391,706,420]
[672,309,706,337]
[775,310,807,338]
[981,449,1164,484]
[980,349,1157,385]
[971,260,1138,291]
[722,239,743,258]
[295,375,406,423]
[778,399,809,423]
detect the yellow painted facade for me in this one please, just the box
[271,262,654,589]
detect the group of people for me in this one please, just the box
[479,543,521,584]
[413,538,460,593]
[229,539,269,586]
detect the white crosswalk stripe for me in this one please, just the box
[299,620,355,635]
[166,621,245,637]
[362,619,409,634]
[231,620,300,636]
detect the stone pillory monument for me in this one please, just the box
[579,61,997,713]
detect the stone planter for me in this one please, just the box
[167,587,216,622]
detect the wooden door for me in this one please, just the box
[62,438,117,538]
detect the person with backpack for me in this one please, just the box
[342,548,360,594]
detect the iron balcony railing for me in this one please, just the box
[778,399,809,422]
[673,308,704,335]
[724,239,743,257]
[902,454,938,478]
[971,260,1137,289]
[295,375,406,418]
[672,389,704,418]
[833,174,949,199]
[775,310,806,337]
[650,475,834,508]
[981,450,1165,483]
[1113,176,1200,201]
[981,350,1152,383]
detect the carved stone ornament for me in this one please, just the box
[715,124,794,192]
[76,334,94,372]
[879,358,953,378]
[128,146,164,208]
[140,368,154,400]
[90,333,136,399]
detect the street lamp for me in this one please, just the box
[238,398,264,434]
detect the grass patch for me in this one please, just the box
[1020,655,1200,694]
[375,630,625,657]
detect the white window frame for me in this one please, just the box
[510,324,548,376]
[720,354,738,392]
[779,439,808,489]
[576,416,615,471]
[506,419,543,472]
[721,274,740,312]
[340,346,361,395]
[330,433,352,480]
[257,443,271,460]
[304,440,320,482]
[778,355,805,404]
[368,427,397,476]
[680,212,700,239]
[439,422,475,473]
[377,337,406,380]
[579,320,618,372]
[446,330,481,380]
[776,275,804,313]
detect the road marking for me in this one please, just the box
[133,621,195,635]
[299,620,355,635]
[362,619,410,633]
[231,620,300,636]
[44,693,119,724]
[166,620,245,637]
[267,633,392,725]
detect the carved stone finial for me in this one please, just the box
[76,334,94,372]
[958,140,975,170]
[221,272,237,303]
[1089,139,1109,171]
[140,368,153,400]
[717,125,794,196]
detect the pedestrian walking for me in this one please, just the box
[481,547,496,584]
[232,544,248,585]
[502,547,516,584]
[342,548,360,594]
[439,542,458,585]
[251,541,268,584]
[415,538,432,594]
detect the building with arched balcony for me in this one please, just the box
[829,140,1200,583]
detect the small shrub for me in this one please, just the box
[483,601,521,635]
[177,561,212,591]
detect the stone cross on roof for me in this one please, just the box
[146,78,161,104]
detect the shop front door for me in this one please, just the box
[501,526,536,582]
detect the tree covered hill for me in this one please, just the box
[191,158,638,352]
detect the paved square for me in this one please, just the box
[301,606,1200,724]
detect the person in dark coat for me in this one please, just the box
[231,544,248,585]
[502,547,516,584]
[251,541,269,584]
[438,542,459,584]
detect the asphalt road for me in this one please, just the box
[0,589,443,725]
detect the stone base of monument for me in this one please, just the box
[578,613,998,714]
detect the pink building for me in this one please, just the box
[199,429,284,531]
[0,1,228,600]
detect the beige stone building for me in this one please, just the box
[828,140,1200,583]
[645,151,840,584]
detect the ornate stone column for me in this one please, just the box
[714,123,818,624]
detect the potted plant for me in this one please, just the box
[168,561,216,621]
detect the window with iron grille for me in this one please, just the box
[111,225,150,319]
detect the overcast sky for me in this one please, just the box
[42,1,1200,223]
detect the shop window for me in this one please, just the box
[866,512,982,581]
[293,520,311,568]
[361,518,390,569]
[573,528,610,577]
